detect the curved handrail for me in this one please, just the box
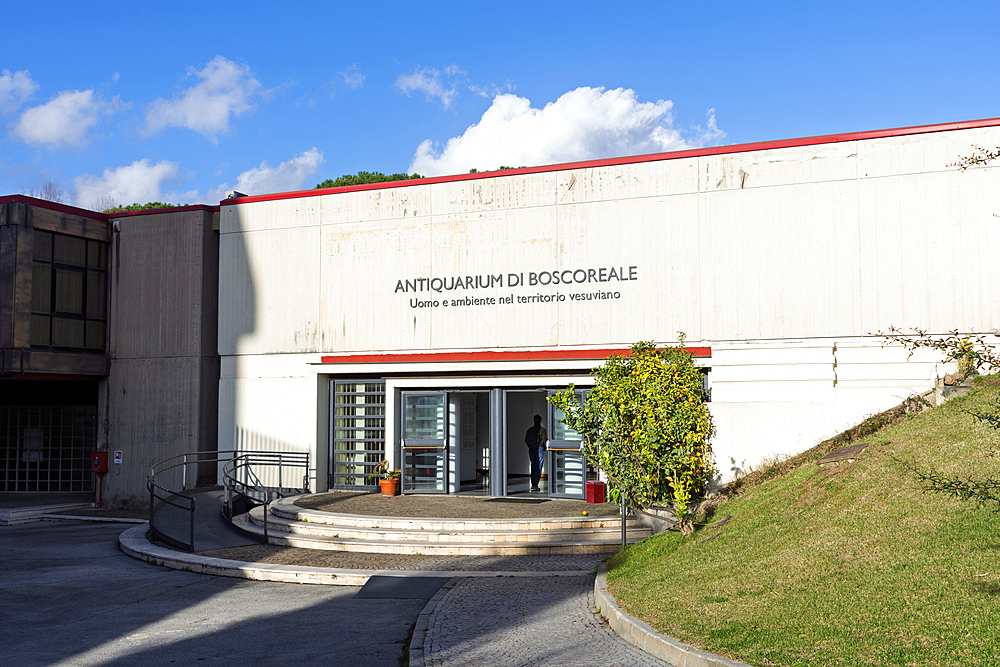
[147,450,310,552]
[222,452,310,542]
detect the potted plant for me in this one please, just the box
[369,460,401,496]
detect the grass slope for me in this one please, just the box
[606,378,1000,667]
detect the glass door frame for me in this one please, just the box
[546,389,588,499]
[387,379,595,498]
[400,391,448,494]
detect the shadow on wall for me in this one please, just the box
[233,427,314,490]
[235,427,300,454]
[729,456,748,481]
[219,202,256,467]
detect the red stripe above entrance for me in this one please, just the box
[318,347,711,365]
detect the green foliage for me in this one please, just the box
[468,166,527,173]
[880,327,1000,510]
[367,460,401,481]
[950,144,1000,170]
[896,456,1000,512]
[548,338,714,525]
[102,202,179,213]
[967,392,1000,431]
[876,326,1000,379]
[315,172,423,189]
[605,379,1000,666]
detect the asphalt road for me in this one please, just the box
[0,521,426,667]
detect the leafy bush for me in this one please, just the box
[102,202,179,213]
[315,172,423,189]
[548,338,714,533]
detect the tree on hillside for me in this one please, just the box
[548,338,715,536]
[315,172,423,189]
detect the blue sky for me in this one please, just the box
[2,1,997,209]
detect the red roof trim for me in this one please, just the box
[318,347,712,365]
[0,195,220,221]
[221,117,1000,207]
[0,194,107,222]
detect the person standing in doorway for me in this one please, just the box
[524,414,547,493]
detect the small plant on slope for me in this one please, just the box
[879,327,1000,510]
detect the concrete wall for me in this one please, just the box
[100,208,220,502]
[218,123,1000,483]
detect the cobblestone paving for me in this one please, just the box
[421,576,671,667]
[196,543,606,572]
[295,491,622,518]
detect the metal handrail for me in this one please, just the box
[147,450,311,552]
[222,452,311,542]
[147,450,240,552]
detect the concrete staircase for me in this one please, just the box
[233,496,651,555]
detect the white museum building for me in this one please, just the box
[214,118,1000,499]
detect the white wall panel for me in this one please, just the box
[217,123,1000,483]
[229,195,321,233]
[698,181,862,339]
[228,226,321,355]
[321,183,433,225]
[429,171,559,214]
[556,159,699,205]
[698,141,860,193]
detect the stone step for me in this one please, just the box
[266,496,627,531]
[0,503,93,526]
[247,506,650,545]
[233,513,646,555]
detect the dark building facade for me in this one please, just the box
[1,196,220,503]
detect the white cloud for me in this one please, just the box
[73,159,179,209]
[13,89,119,147]
[145,56,261,140]
[219,147,325,197]
[340,65,365,89]
[469,81,513,99]
[395,66,459,109]
[0,69,38,113]
[694,109,726,145]
[408,87,725,176]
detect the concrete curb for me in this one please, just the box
[0,503,95,526]
[594,563,752,667]
[407,578,458,667]
[44,514,147,525]
[118,524,595,585]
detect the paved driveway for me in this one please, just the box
[416,576,670,667]
[0,521,425,666]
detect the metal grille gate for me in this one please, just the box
[0,404,95,492]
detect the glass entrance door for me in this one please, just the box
[401,392,447,493]
[547,391,587,499]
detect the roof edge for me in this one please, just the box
[0,195,220,221]
[105,204,220,218]
[0,194,108,222]
[221,116,1000,207]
